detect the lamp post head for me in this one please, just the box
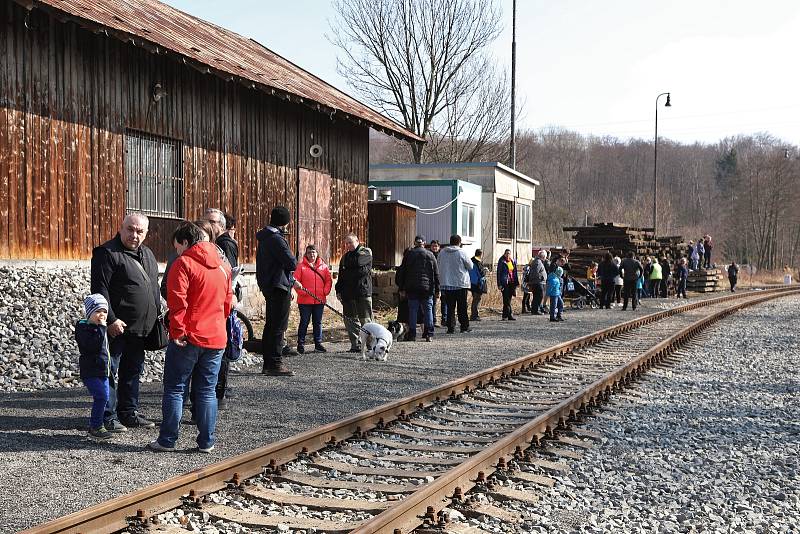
[665,93,671,107]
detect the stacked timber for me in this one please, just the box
[687,268,723,293]
[565,246,610,278]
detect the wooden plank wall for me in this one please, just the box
[0,3,369,264]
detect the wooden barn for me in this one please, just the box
[0,0,422,264]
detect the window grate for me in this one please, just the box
[124,130,184,218]
[497,199,514,240]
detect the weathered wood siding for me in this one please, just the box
[0,3,368,263]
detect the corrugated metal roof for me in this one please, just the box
[22,0,424,142]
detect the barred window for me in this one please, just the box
[516,202,532,242]
[124,130,184,218]
[497,198,514,240]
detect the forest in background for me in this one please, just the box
[371,130,800,270]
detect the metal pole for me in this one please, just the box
[509,0,516,169]
[653,92,670,233]
[653,99,658,232]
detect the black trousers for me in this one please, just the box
[521,292,531,312]
[600,282,614,309]
[443,288,469,331]
[262,287,291,368]
[729,275,737,291]
[659,278,668,298]
[470,288,482,319]
[532,283,545,312]
[622,279,638,310]
[501,285,516,318]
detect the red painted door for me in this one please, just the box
[297,168,332,262]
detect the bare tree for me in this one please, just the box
[329,0,503,162]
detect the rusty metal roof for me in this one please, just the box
[22,0,424,142]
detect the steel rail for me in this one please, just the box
[351,288,799,534]
[21,287,798,534]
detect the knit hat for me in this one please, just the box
[270,206,291,227]
[414,235,426,244]
[555,267,564,277]
[84,293,109,320]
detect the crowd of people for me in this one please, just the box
[74,214,791,450]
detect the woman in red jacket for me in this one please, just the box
[294,245,333,353]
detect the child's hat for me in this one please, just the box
[84,293,109,320]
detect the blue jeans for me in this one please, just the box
[83,377,109,429]
[549,295,564,320]
[158,341,223,450]
[105,334,145,425]
[407,295,434,339]
[297,304,324,344]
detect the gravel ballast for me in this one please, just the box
[499,294,799,533]
[0,275,793,532]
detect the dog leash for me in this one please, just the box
[295,284,371,336]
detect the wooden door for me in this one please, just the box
[297,168,332,262]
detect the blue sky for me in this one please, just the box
[164,0,800,146]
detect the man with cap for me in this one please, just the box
[90,212,159,431]
[256,206,299,376]
[395,235,439,341]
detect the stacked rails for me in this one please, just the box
[562,223,687,279]
[687,268,723,293]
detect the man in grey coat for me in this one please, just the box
[437,235,473,334]
[526,250,549,315]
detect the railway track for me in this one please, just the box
[22,287,799,534]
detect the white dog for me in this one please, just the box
[359,322,395,361]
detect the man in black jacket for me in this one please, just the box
[256,206,298,376]
[620,251,644,311]
[396,236,439,341]
[206,208,238,269]
[90,213,159,431]
[526,250,548,315]
[335,234,373,352]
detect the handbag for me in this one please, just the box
[132,258,169,351]
[143,312,169,351]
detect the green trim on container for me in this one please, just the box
[451,181,459,234]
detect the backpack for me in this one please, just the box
[224,309,244,362]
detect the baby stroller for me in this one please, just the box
[565,277,601,309]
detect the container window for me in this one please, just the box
[461,203,476,238]
[497,198,514,240]
[516,202,531,242]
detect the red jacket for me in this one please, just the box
[293,256,333,305]
[166,241,233,349]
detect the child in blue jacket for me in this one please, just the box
[546,267,565,322]
[74,294,112,440]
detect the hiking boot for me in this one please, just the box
[262,364,294,376]
[282,345,299,357]
[120,413,155,429]
[105,420,128,433]
[314,343,327,353]
[296,344,305,354]
[148,440,176,452]
[88,426,112,440]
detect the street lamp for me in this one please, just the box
[653,92,671,233]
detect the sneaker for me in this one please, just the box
[282,345,299,357]
[422,334,432,342]
[105,420,128,433]
[148,440,175,452]
[198,445,215,454]
[507,316,516,321]
[296,344,305,355]
[446,329,455,334]
[314,343,327,353]
[347,347,361,354]
[120,413,155,429]
[557,316,565,322]
[88,426,112,440]
[550,318,557,322]
[460,328,472,333]
[471,317,481,321]
[262,365,294,376]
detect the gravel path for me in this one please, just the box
[499,293,800,533]
[0,291,776,533]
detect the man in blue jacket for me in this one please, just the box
[256,206,298,376]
